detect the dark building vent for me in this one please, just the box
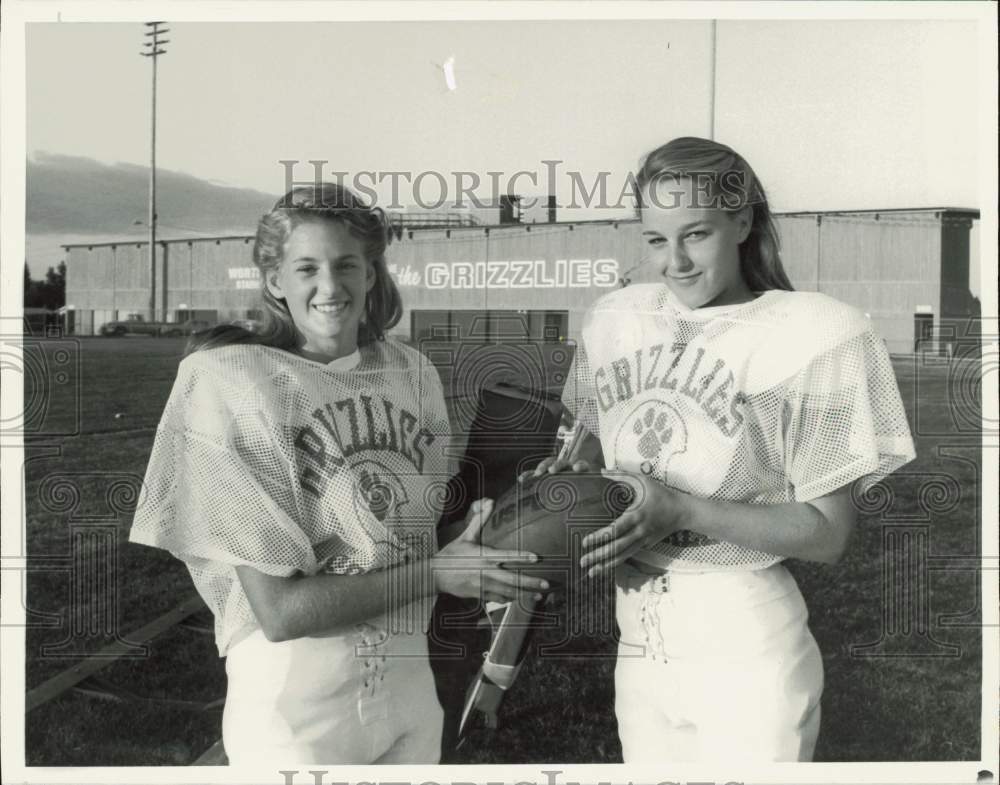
[499,194,521,225]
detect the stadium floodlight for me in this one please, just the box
[709,19,717,140]
[140,22,169,320]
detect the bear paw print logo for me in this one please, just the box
[358,467,395,522]
[351,459,410,528]
[634,407,674,461]
[615,400,688,480]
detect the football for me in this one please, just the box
[480,472,634,587]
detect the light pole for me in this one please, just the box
[141,22,169,320]
[708,20,717,140]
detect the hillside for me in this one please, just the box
[26,153,276,276]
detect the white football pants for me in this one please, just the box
[614,562,823,762]
[222,599,443,765]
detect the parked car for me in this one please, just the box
[98,314,212,337]
[158,319,211,338]
[99,314,164,337]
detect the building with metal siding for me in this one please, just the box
[793,209,978,352]
[63,207,978,353]
[773,215,822,289]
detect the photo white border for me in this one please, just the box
[2,2,997,784]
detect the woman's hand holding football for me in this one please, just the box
[578,470,691,576]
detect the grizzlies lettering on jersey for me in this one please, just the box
[596,341,749,437]
[294,396,437,497]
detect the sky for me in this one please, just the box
[14,14,990,292]
[25,18,982,211]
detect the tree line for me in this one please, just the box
[24,262,66,310]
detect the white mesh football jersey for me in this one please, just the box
[562,284,915,572]
[130,340,454,654]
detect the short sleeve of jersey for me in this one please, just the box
[782,324,916,502]
[130,354,317,578]
[560,341,601,437]
[418,356,457,477]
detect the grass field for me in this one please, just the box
[20,336,984,765]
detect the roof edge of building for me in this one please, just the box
[60,206,980,250]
